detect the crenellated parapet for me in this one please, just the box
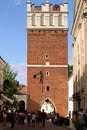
[27,0,68,30]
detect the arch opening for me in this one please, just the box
[19,100,25,112]
[40,98,56,113]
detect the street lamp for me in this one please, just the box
[33,71,44,92]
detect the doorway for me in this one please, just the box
[40,98,56,113]
[19,100,25,112]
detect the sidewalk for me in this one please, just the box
[0,120,76,130]
[67,119,75,130]
[66,120,87,130]
[0,120,75,130]
[0,122,10,130]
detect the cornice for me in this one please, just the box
[27,64,68,68]
[27,28,68,31]
[71,0,84,38]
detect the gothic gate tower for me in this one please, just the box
[27,0,68,117]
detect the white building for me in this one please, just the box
[15,87,28,112]
[0,57,6,110]
[72,0,87,111]
[68,75,73,118]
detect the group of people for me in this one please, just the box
[27,109,46,127]
[0,109,47,128]
[1,109,16,128]
[72,108,87,128]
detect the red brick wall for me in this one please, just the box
[27,30,68,65]
[27,30,68,117]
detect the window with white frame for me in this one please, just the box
[45,54,49,59]
[46,71,50,76]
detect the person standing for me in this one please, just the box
[36,111,42,127]
[31,112,36,127]
[10,110,15,128]
[27,112,31,126]
[3,111,7,126]
[84,109,87,128]
[41,109,46,127]
[78,108,84,121]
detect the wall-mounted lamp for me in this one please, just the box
[33,71,44,91]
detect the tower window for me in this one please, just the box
[49,14,54,26]
[47,86,50,91]
[58,14,62,26]
[32,14,36,26]
[45,54,49,58]
[41,14,45,26]
[46,71,50,76]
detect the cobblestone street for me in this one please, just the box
[1,121,69,130]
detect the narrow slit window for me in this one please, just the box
[47,86,50,91]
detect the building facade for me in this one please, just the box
[72,0,87,111]
[15,87,28,111]
[0,56,6,110]
[68,75,73,118]
[27,0,68,117]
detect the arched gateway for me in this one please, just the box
[19,100,25,112]
[27,1,68,117]
[40,98,56,113]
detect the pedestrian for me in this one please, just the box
[10,110,15,128]
[36,111,42,127]
[21,112,26,124]
[3,111,7,126]
[69,111,71,119]
[78,108,84,121]
[83,109,87,128]
[31,112,36,127]
[41,109,46,127]
[27,112,31,126]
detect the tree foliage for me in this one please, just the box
[3,63,19,109]
[68,64,73,77]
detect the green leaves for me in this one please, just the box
[68,64,73,77]
[3,63,19,109]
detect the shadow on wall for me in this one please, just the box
[28,98,40,113]
[72,64,87,111]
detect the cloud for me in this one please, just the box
[10,63,27,85]
[68,60,73,65]
[15,0,25,5]
[11,63,27,69]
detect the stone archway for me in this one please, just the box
[19,100,25,112]
[40,98,56,113]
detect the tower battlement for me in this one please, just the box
[27,1,68,30]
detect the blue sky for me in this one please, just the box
[0,0,74,85]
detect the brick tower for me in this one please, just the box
[27,0,68,117]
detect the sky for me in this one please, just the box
[0,0,74,85]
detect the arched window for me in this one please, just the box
[58,14,62,26]
[32,14,36,26]
[41,14,45,26]
[19,100,25,112]
[49,14,54,26]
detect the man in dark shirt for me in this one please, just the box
[41,109,46,127]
